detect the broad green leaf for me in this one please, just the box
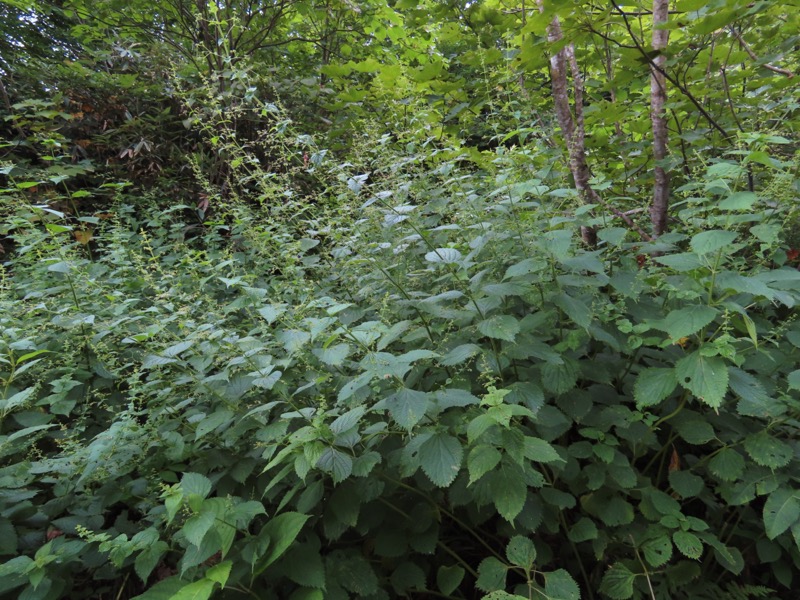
[425,248,462,264]
[168,578,215,600]
[490,462,527,522]
[567,517,598,543]
[475,557,506,592]
[764,488,800,540]
[642,536,673,567]
[134,542,168,584]
[504,257,547,279]
[543,229,573,260]
[284,543,325,589]
[506,536,536,568]
[182,510,216,547]
[599,563,636,599]
[673,531,703,559]
[541,358,579,395]
[788,370,800,391]
[554,292,592,329]
[675,351,728,408]
[674,416,715,444]
[206,561,232,586]
[437,565,465,596]
[130,577,184,600]
[657,305,717,340]
[181,473,212,499]
[744,431,792,469]
[708,448,744,481]
[654,253,704,272]
[522,437,560,463]
[634,368,678,408]
[719,191,757,211]
[477,315,520,342]
[419,432,462,487]
[440,344,482,366]
[468,444,502,485]
[668,470,704,498]
[195,410,233,440]
[316,447,353,484]
[330,406,365,435]
[163,341,193,357]
[142,355,177,368]
[544,569,580,600]
[690,230,738,255]
[385,388,431,430]
[729,368,771,416]
[313,343,350,366]
[254,512,310,575]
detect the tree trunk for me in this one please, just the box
[538,6,598,246]
[650,0,670,237]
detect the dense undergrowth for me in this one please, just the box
[2,121,800,600]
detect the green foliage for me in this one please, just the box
[1,0,799,598]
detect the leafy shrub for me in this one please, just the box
[1,146,800,600]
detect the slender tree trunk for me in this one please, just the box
[650,0,670,236]
[539,7,598,245]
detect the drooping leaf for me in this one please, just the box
[418,432,463,488]
[675,351,729,408]
[764,488,800,540]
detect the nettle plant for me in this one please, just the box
[0,149,799,600]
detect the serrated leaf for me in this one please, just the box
[134,541,168,583]
[654,253,704,272]
[437,565,465,595]
[541,357,579,395]
[475,557,507,592]
[284,543,325,589]
[634,368,677,408]
[385,388,431,430]
[253,513,310,575]
[554,292,592,329]
[330,406,365,435]
[673,531,703,559]
[182,510,216,547]
[657,306,718,340]
[744,431,792,469]
[163,341,194,357]
[478,315,520,342]
[568,517,598,543]
[708,448,744,481]
[642,536,673,567]
[544,569,580,600]
[258,304,286,324]
[316,447,353,484]
[764,488,800,540]
[668,470,704,498]
[491,462,527,522]
[440,344,482,366]
[142,355,177,368]
[425,248,462,263]
[206,561,232,586]
[690,230,739,255]
[522,437,560,463]
[195,410,233,440]
[506,536,536,568]
[468,444,502,485]
[788,370,800,391]
[313,343,351,366]
[419,432,463,487]
[599,563,636,599]
[729,368,771,415]
[505,257,546,279]
[181,473,212,499]
[168,578,215,600]
[675,351,728,408]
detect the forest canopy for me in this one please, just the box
[0,1,799,599]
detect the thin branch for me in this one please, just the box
[728,27,795,77]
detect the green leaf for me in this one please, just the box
[440,344,482,366]
[719,191,757,211]
[0,518,17,555]
[254,512,310,575]
[522,437,561,463]
[130,577,184,600]
[195,410,233,440]
[478,315,520,342]
[744,431,792,469]
[568,517,598,543]
[541,358,579,396]
[690,230,738,255]
[634,368,678,408]
[599,563,636,599]
[475,557,507,592]
[668,470,704,498]
[385,388,431,430]
[468,444,502,485]
[490,462,528,522]
[544,569,580,600]
[506,536,536,569]
[419,432,463,488]
[764,488,800,540]
[673,531,703,560]
[316,447,353,484]
[181,473,212,499]
[708,448,744,481]
[675,351,729,408]
[554,292,592,329]
[788,370,800,391]
[437,565,465,595]
[654,253,705,272]
[168,578,215,600]
[183,510,216,548]
[642,536,673,567]
[674,415,715,444]
[657,306,718,340]
[284,543,326,589]
[425,248,462,264]
[206,561,232,586]
[313,343,350,366]
[329,406,365,435]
